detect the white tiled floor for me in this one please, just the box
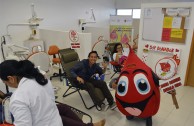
[48,69,194,126]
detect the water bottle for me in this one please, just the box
[95,73,100,80]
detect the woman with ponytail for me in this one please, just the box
[0,60,63,126]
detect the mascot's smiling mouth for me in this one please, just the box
[116,92,155,116]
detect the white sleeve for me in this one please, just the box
[10,100,32,126]
[123,48,130,56]
[113,53,117,61]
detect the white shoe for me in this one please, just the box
[109,102,117,110]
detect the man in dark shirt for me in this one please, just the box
[71,51,116,109]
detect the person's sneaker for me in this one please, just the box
[103,104,110,111]
[109,102,117,110]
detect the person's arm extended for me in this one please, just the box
[96,63,106,75]
[70,61,82,78]
[70,61,85,84]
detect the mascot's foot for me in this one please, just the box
[126,115,134,120]
[146,117,152,126]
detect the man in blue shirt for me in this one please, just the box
[71,51,116,109]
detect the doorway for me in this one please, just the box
[185,32,194,87]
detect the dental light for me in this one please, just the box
[6,3,43,38]
[6,23,39,36]
[79,8,96,25]
[29,3,43,24]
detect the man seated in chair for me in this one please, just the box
[70,51,116,109]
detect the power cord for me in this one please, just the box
[0,36,10,93]
[1,36,6,60]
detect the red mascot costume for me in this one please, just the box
[115,47,160,126]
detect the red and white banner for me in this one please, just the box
[160,76,182,93]
[142,43,181,65]
[144,43,181,58]
[69,30,80,49]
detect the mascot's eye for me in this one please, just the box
[134,73,150,95]
[117,76,128,96]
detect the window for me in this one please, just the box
[117,9,141,19]
[117,9,132,16]
[132,9,141,19]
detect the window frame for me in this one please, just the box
[116,9,141,19]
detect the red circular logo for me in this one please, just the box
[155,57,177,80]
[69,30,79,42]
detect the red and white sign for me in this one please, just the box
[155,57,178,80]
[144,43,181,58]
[160,76,182,93]
[69,30,80,49]
[142,43,181,65]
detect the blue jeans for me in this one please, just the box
[0,105,3,124]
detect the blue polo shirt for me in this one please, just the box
[70,59,103,81]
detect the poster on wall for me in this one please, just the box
[110,15,133,45]
[69,30,80,49]
[142,7,190,43]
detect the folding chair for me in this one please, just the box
[58,48,105,111]
[56,101,92,123]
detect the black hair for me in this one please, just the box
[113,43,122,54]
[88,51,100,59]
[0,60,48,86]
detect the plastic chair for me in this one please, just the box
[48,45,64,81]
[58,48,105,111]
[27,51,50,72]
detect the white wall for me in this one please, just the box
[39,29,92,60]
[115,0,194,9]
[0,0,116,91]
[0,0,116,52]
[84,27,110,45]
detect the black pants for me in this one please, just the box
[57,104,93,126]
[85,78,114,106]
